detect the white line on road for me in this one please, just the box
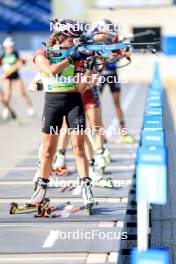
[42,230,60,248]
[122,83,140,112]
[106,84,140,138]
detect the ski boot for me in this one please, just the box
[119,134,134,144]
[80,177,95,215]
[89,165,113,188]
[53,150,69,176]
[103,145,111,166]
[26,178,48,206]
[94,148,107,175]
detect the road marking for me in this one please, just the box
[0,253,86,264]
[42,230,60,248]
[106,84,140,138]
[122,84,140,112]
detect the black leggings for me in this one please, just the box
[97,71,121,94]
[42,92,85,134]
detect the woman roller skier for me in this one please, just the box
[26,19,96,207]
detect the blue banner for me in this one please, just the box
[144,115,163,131]
[141,130,165,147]
[131,249,169,264]
[146,99,162,107]
[136,147,167,204]
[145,107,163,116]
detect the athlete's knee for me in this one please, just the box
[72,143,85,158]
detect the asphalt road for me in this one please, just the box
[0,75,147,264]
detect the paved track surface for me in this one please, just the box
[0,78,147,264]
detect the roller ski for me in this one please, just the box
[60,183,75,193]
[69,177,96,215]
[91,176,113,188]
[89,162,113,188]
[9,197,50,215]
[53,150,70,176]
[80,177,96,215]
[34,201,70,218]
[51,202,98,218]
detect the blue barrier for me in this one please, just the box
[145,107,163,116]
[148,89,163,97]
[133,61,168,255]
[131,249,170,264]
[163,36,176,56]
[136,146,167,204]
[141,130,165,147]
[146,99,162,107]
[147,95,162,100]
[143,115,163,131]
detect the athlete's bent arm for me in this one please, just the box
[34,54,70,76]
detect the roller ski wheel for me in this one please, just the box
[55,167,69,176]
[9,202,18,214]
[9,202,37,214]
[119,135,134,144]
[92,177,113,188]
[9,198,50,215]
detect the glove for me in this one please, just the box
[126,56,131,62]
[68,51,81,64]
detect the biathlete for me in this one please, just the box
[26,19,96,207]
[0,37,35,121]
[93,19,134,144]
[0,87,19,122]
[29,50,112,188]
